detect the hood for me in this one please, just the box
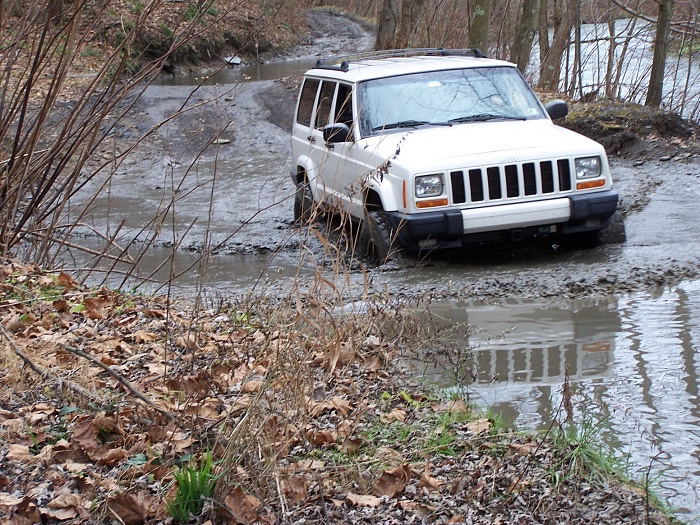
[359,119,605,173]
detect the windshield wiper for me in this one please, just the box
[372,120,451,131]
[448,113,527,123]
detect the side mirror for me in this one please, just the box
[323,123,352,143]
[545,99,569,120]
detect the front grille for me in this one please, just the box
[450,159,572,204]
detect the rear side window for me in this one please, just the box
[296,78,319,126]
[315,81,336,129]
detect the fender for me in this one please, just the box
[364,170,401,212]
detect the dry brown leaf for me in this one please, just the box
[64,460,88,473]
[289,459,325,471]
[222,486,261,525]
[175,334,200,351]
[0,492,25,507]
[56,272,78,289]
[82,297,106,320]
[306,428,337,447]
[6,444,33,462]
[371,464,411,497]
[466,418,491,434]
[419,461,443,492]
[47,507,79,520]
[47,492,84,509]
[380,408,406,423]
[508,442,536,455]
[107,492,147,525]
[399,500,435,515]
[434,398,468,413]
[281,476,308,504]
[346,492,382,507]
[309,397,352,417]
[131,329,156,343]
[0,408,16,422]
[93,447,128,466]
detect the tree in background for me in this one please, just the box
[646,0,674,107]
[376,0,425,49]
[469,0,493,52]
[537,0,576,91]
[510,0,539,72]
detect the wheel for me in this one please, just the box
[597,210,626,245]
[356,209,402,263]
[294,182,314,225]
[570,210,626,249]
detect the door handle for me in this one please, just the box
[307,136,316,143]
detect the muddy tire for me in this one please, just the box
[294,182,314,225]
[357,209,401,263]
[598,210,626,245]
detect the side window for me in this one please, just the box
[315,81,336,129]
[296,78,319,126]
[334,84,354,128]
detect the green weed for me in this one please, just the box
[548,416,625,487]
[165,450,219,523]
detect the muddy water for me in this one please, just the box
[409,289,700,521]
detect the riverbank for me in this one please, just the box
[0,259,677,524]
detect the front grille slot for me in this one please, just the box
[558,159,572,191]
[450,171,466,204]
[450,158,573,204]
[523,163,536,195]
[487,167,501,199]
[540,161,554,193]
[505,165,518,197]
[469,169,484,202]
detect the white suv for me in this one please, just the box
[291,49,624,261]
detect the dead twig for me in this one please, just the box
[0,324,91,399]
[59,342,181,425]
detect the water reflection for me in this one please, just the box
[414,287,700,522]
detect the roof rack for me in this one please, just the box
[313,48,487,72]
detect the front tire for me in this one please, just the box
[598,210,626,245]
[357,209,401,263]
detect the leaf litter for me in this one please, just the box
[0,260,675,524]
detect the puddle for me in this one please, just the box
[156,57,320,86]
[409,286,700,522]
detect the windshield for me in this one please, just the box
[357,66,546,137]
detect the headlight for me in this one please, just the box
[415,174,443,197]
[575,156,601,179]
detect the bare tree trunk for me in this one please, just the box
[537,0,550,65]
[645,0,674,107]
[397,0,425,47]
[537,0,576,92]
[376,0,426,50]
[605,18,616,98]
[510,0,538,72]
[469,0,492,53]
[376,0,400,49]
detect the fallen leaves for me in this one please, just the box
[0,260,672,525]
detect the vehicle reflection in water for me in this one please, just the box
[408,299,618,407]
[407,290,700,522]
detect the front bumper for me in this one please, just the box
[386,190,619,252]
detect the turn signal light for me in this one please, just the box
[416,198,448,209]
[576,179,606,190]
